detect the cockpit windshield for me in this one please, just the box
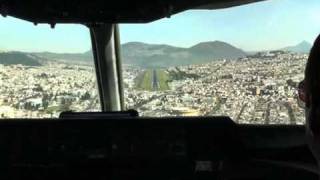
[0,0,319,124]
[121,0,320,124]
[0,17,101,118]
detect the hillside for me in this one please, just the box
[27,41,246,68]
[282,41,312,53]
[33,51,93,64]
[121,41,247,68]
[189,41,246,59]
[0,52,42,66]
[0,40,313,68]
[2,40,312,68]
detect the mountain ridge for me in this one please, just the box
[282,41,312,53]
[0,52,42,66]
[121,41,247,67]
[0,40,311,67]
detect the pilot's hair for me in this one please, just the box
[305,34,320,105]
[305,34,320,134]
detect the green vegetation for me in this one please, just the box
[121,41,246,68]
[168,67,200,81]
[136,68,198,91]
[156,70,170,91]
[141,70,153,90]
[135,70,153,91]
[135,69,170,91]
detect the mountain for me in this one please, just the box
[2,41,246,68]
[121,42,189,67]
[0,40,313,68]
[121,41,246,68]
[0,52,42,66]
[33,51,93,64]
[189,41,246,59]
[282,41,312,53]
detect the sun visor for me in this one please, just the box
[0,0,266,24]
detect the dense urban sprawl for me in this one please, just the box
[0,61,100,118]
[0,51,307,124]
[123,51,307,124]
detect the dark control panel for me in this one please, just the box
[0,116,241,179]
[0,117,313,180]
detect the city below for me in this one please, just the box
[0,50,307,125]
[123,51,307,125]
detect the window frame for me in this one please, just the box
[89,24,124,112]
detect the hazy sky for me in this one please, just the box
[0,18,91,53]
[0,0,319,53]
[121,0,320,51]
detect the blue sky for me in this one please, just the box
[120,0,320,51]
[0,0,319,53]
[0,18,91,53]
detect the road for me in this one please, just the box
[133,85,184,109]
[264,102,272,124]
[152,69,160,91]
[283,102,296,125]
[236,103,247,123]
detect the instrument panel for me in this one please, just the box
[0,116,315,180]
[0,116,239,179]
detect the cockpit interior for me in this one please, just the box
[0,0,319,179]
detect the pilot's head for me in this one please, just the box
[304,34,320,133]
[302,34,320,163]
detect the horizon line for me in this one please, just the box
[0,40,312,54]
